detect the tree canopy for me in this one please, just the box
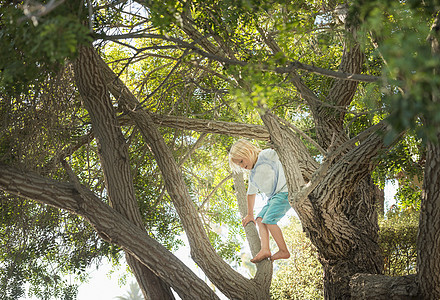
[1,0,440,299]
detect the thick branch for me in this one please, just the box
[94,47,264,299]
[0,165,219,300]
[350,273,419,299]
[233,173,272,289]
[74,45,174,299]
[315,122,390,206]
[149,114,270,140]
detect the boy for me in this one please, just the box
[229,139,291,263]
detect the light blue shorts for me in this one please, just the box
[256,192,291,225]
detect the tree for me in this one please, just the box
[1,0,440,299]
[270,217,323,300]
[416,10,440,299]
[116,281,143,300]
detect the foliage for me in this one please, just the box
[0,195,118,300]
[378,210,418,276]
[372,131,424,211]
[354,0,440,142]
[270,217,323,300]
[1,0,439,298]
[0,1,91,95]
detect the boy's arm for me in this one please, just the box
[242,193,256,226]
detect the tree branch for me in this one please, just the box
[119,113,271,140]
[314,122,395,209]
[198,174,232,210]
[74,45,174,299]
[350,273,418,299]
[0,164,219,300]
[277,60,379,83]
[232,172,273,288]
[94,46,263,299]
[97,32,381,83]
[42,131,94,171]
[256,26,322,107]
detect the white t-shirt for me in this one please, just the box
[247,149,288,198]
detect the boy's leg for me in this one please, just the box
[267,224,290,261]
[250,217,272,263]
[259,193,291,261]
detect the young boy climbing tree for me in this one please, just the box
[229,139,291,263]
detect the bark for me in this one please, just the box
[350,274,419,300]
[417,13,440,299]
[416,133,440,299]
[73,45,174,300]
[233,172,272,289]
[262,112,387,299]
[375,185,385,217]
[137,113,270,141]
[88,46,269,299]
[0,165,219,300]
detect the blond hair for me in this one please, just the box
[228,139,262,173]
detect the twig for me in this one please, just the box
[272,113,326,155]
[198,174,233,211]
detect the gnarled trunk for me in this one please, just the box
[73,45,174,300]
[417,131,440,299]
[417,13,440,299]
[315,177,383,299]
[262,112,386,299]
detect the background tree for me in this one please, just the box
[270,217,323,300]
[116,281,143,300]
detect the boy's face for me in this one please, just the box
[232,156,255,170]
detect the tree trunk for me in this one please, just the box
[417,131,440,299]
[90,45,272,299]
[318,178,383,299]
[262,112,387,299]
[309,42,384,298]
[73,45,174,300]
[417,13,440,299]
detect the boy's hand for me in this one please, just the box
[242,214,255,227]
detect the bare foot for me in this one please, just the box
[250,250,271,263]
[270,250,290,261]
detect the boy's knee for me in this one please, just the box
[255,217,263,225]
